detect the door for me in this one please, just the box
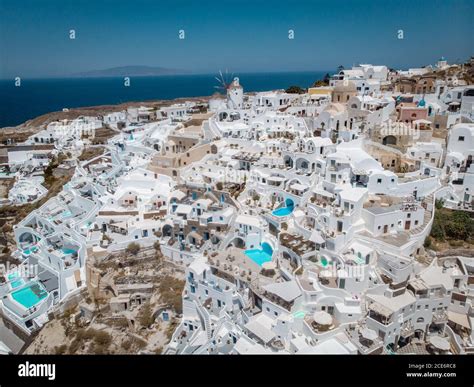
[383,225,388,233]
[405,221,411,230]
[337,221,343,233]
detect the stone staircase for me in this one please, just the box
[408,193,434,236]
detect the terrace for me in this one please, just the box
[279,232,316,257]
[346,324,384,354]
[304,310,338,334]
[208,247,279,287]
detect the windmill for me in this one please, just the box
[214,69,234,95]
[214,70,243,109]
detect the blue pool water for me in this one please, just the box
[7,272,25,289]
[62,248,77,255]
[272,206,294,216]
[293,310,307,319]
[11,283,48,309]
[272,198,295,217]
[10,279,25,289]
[22,246,38,255]
[244,242,273,266]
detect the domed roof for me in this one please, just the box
[324,103,347,114]
[333,80,357,93]
[417,99,426,107]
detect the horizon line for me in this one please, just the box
[0,69,334,81]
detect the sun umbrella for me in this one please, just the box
[313,310,332,326]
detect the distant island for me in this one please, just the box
[71,65,189,78]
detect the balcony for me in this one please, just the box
[400,323,414,338]
[432,310,448,323]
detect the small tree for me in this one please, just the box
[126,242,140,256]
[435,199,445,210]
[285,85,305,94]
[138,302,155,328]
[424,236,432,249]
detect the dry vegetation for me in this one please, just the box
[26,247,186,354]
[78,146,105,161]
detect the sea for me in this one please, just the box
[0,71,326,128]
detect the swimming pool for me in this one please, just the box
[272,206,294,216]
[293,310,307,319]
[7,272,25,289]
[11,283,48,309]
[244,242,273,266]
[272,198,295,217]
[7,272,19,280]
[62,247,77,255]
[22,246,38,256]
[10,278,25,289]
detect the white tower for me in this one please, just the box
[227,77,243,109]
[436,56,448,69]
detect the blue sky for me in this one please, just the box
[0,0,473,78]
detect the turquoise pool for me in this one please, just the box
[272,206,293,216]
[22,246,38,255]
[10,278,25,289]
[7,272,25,289]
[293,310,307,319]
[272,198,295,217]
[62,247,77,255]
[11,283,48,309]
[244,242,273,266]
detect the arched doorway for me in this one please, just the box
[162,224,173,237]
[382,135,397,146]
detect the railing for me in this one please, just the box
[444,325,465,354]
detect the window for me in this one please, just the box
[377,178,382,184]
[458,136,465,141]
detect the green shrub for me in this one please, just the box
[125,242,140,256]
[138,302,155,328]
[423,236,432,249]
